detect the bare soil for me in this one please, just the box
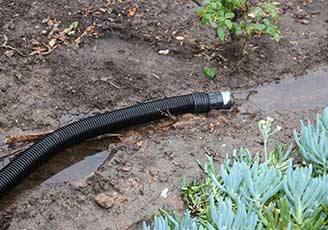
[0,0,328,229]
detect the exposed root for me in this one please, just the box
[0,34,26,57]
[29,42,57,56]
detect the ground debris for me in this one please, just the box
[0,34,26,56]
[95,193,115,209]
[158,49,169,55]
[4,131,52,145]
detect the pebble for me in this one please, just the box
[4,50,15,57]
[158,49,169,55]
[160,188,169,199]
[95,193,114,209]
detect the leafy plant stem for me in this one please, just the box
[257,209,268,227]
[264,138,268,162]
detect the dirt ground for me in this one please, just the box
[0,0,328,229]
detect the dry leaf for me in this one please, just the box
[86,26,95,34]
[48,38,57,47]
[248,13,256,18]
[63,26,73,34]
[128,7,138,16]
[74,37,81,46]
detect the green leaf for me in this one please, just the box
[225,20,233,29]
[201,15,211,25]
[256,23,266,31]
[194,6,204,14]
[218,9,225,17]
[272,32,281,42]
[264,3,279,19]
[67,31,75,36]
[204,66,217,80]
[263,18,270,25]
[71,21,79,29]
[217,26,225,41]
[225,12,235,19]
[234,22,242,35]
[252,7,263,18]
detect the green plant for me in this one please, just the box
[294,108,328,174]
[283,164,328,226]
[207,196,261,229]
[258,117,282,161]
[144,110,328,230]
[143,211,202,230]
[196,0,281,48]
[203,66,218,80]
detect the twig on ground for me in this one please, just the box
[151,73,161,80]
[88,133,122,142]
[0,144,33,161]
[157,109,178,122]
[156,109,178,128]
[4,130,122,145]
[40,42,57,55]
[0,34,26,56]
[29,43,57,56]
[4,131,52,145]
[109,81,120,89]
[190,0,202,7]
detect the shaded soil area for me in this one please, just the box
[0,0,328,229]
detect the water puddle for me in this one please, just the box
[0,136,118,210]
[240,69,328,113]
[43,150,109,184]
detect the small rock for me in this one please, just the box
[15,72,22,81]
[95,193,114,209]
[4,50,15,57]
[7,21,15,30]
[160,188,169,199]
[120,163,132,172]
[158,49,169,55]
[300,19,310,24]
[136,141,143,148]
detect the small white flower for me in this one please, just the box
[276,126,282,131]
[259,120,266,125]
[267,117,274,122]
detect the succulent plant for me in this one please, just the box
[207,196,261,230]
[240,163,283,209]
[283,164,328,225]
[145,109,328,230]
[294,109,328,174]
[143,211,203,230]
[210,161,283,209]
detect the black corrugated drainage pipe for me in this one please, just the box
[0,92,233,197]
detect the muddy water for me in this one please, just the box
[240,69,328,113]
[43,150,108,184]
